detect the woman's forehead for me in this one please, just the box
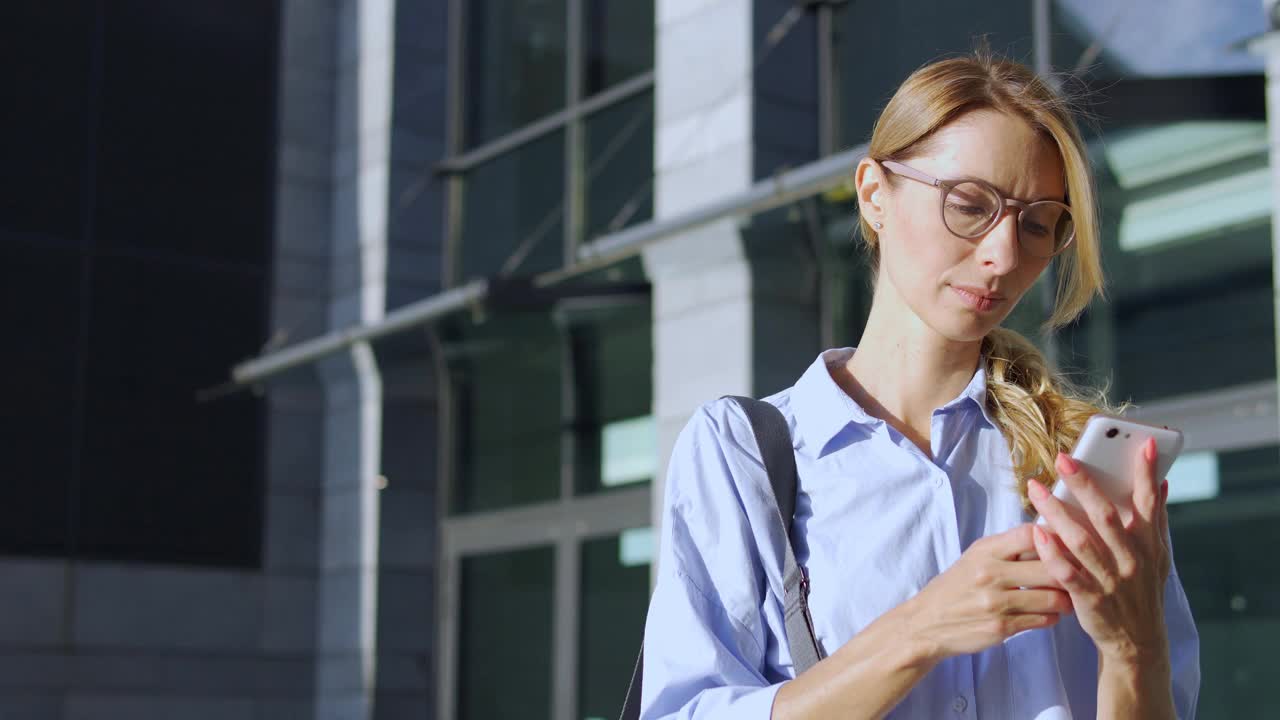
[910,110,1066,202]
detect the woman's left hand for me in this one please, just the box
[1026,438,1171,664]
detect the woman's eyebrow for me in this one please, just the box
[951,173,1062,204]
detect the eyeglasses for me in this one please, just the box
[879,160,1076,258]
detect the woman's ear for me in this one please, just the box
[855,158,887,221]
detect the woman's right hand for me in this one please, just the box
[898,524,1073,661]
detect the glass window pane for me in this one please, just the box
[0,242,77,556]
[449,311,563,514]
[1168,445,1280,717]
[579,529,652,719]
[583,0,654,96]
[833,1,1032,148]
[460,130,565,281]
[465,0,567,148]
[79,256,266,566]
[458,546,554,720]
[569,294,653,495]
[0,3,93,242]
[1051,0,1265,79]
[1058,120,1274,403]
[584,91,654,241]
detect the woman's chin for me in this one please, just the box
[930,312,1001,344]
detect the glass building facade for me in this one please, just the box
[428,1,1280,717]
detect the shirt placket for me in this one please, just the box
[931,410,977,718]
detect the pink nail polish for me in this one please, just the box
[1028,479,1047,499]
[1144,437,1157,463]
[1055,452,1078,476]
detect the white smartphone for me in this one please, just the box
[1037,414,1184,521]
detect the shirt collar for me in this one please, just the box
[790,347,996,452]
[946,359,998,429]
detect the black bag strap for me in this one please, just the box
[619,397,824,720]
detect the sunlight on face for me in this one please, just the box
[877,110,1066,342]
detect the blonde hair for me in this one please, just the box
[857,51,1120,510]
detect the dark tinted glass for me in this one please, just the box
[459,130,565,280]
[0,2,276,566]
[78,257,266,566]
[0,242,78,555]
[449,311,563,514]
[465,0,567,147]
[1169,445,1280,717]
[0,3,93,241]
[1058,121,1273,403]
[579,530,652,719]
[583,0,654,96]
[570,290,653,495]
[94,0,277,267]
[584,91,654,240]
[458,546,554,720]
[833,1,1032,148]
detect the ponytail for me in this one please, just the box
[982,327,1124,511]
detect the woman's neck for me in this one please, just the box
[837,280,984,440]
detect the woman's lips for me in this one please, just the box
[950,285,1003,312]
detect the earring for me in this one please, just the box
[872,221,883,230]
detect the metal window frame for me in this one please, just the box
[435,0,654,292]
[436,486,651,720]
[435,5,655,719]
[434,71,655,177]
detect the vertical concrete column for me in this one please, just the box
[644,0,756,551]
[265,1,340,716]
[644,0,821,560]
[315,0,396,718]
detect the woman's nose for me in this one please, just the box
[976,210,1021,274]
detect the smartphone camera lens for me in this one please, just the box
[1106,428,1119,438]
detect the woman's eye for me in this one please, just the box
[1023,222,1050,237]
[945,202,988,217]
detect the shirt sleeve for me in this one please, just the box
[1164,533,1201,720]
[639,403,788,719]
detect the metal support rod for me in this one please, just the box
[1032,0,1060,367]
[231,279,488,385]
[435,71,654,175]
[561,144,867,282]
[816,3,836,156]
[230,145,869,386]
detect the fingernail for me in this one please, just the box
[1055,452,1078,476]
[1028,479,1048,499]
[1144,437,1157,463]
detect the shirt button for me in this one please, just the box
[952,695,968,713]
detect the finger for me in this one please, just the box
[1156,479,1170,550]
[1131,437,1160,524]
[1001,587,1075,616]
[998,613,1061,637]
[1033,523,1098,596]
[1029,478,1114,582]
[983,523,1038,560]
[1055,452,1132,571]
[998,559,1066,590]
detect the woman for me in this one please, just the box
[639,53,1200,718]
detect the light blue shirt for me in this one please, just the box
[640,348,1200,719]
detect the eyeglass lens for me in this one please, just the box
[942,181,1073,256]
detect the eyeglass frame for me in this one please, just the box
[876,159,1076,258]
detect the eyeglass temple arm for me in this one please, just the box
[879,160,941,187]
